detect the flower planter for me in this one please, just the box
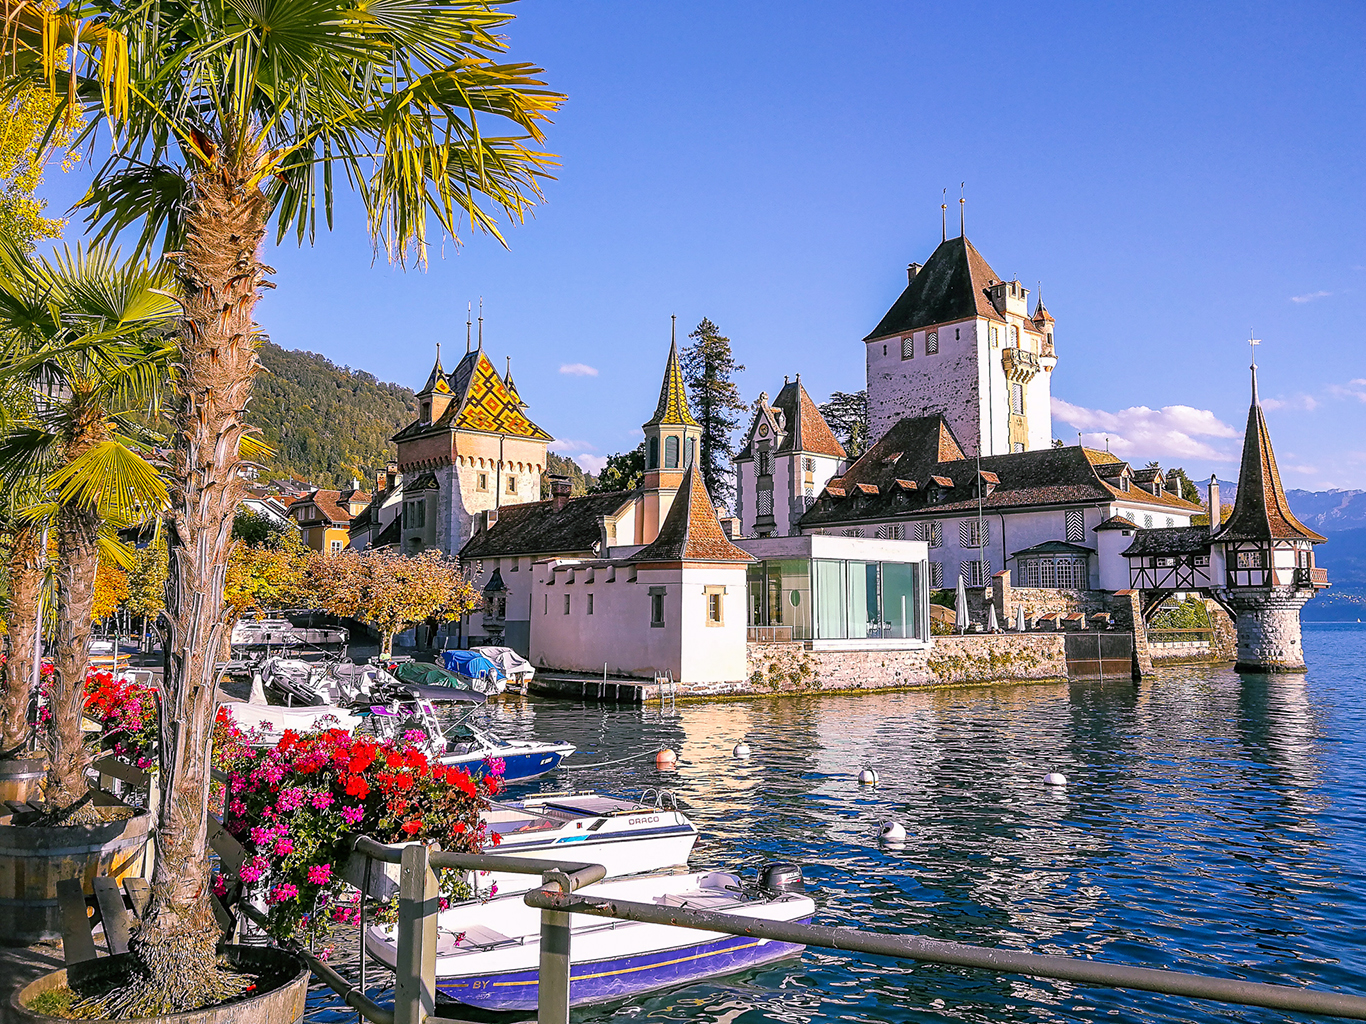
[0,808,150,946]
[9,945,309,1024]
[0,755,45,804]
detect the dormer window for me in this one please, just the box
[421,401,431,421]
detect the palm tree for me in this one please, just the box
[0,241,176,814]
[6,0,561,1004]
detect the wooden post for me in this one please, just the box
[395,843,438,1024]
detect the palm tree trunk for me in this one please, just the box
[0,523,44,755]
[43,503,100,810]
[129,164,267,1008]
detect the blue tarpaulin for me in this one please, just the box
[442,650,504,681]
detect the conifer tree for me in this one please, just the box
[681,319,745,504]
[819,389,869,458]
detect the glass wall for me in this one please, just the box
[812,559,924,640]
[747,559,813,639]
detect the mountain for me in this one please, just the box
[1286,489,1366,533]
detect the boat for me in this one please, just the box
[439,650,507,695]
[344,789,698,900]
[230,617,348,659]
[220,698,362,744]
[260,657,486,709]
[470,645,534,691]
[364,866,813,1011]
[393,658,504,697]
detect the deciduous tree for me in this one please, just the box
[589,442,645,494]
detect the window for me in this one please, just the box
[1009,325,1019,347]
[1065,509,1085,543]
[477,472,488,491]
[961,559,989,587]
[510,558,519,572]
[421,401,431,421]
[876,524,905,540]
[705,587,724,626]
[563,594,571,615]
[1166,517,1174,527]
[1143,514,1153,529]
[803,457,815,473]
[812,558,922,640]
[845,528,863,537]
[1237,550,1264,569]
[665,435,680,469]
[960,519,988,548]
[1010,382,1024,415]
[685,437,696,468]
[1012,442,1025,453]
[926,330,939,354]
[543,595,548,615]
[902,336,914,359]
[756,490,773,516]
[1194,555,1210,567]
[648,437,659,469]
[914,521,942,547]
[758,450,773,476]
[929,561,944,588]
[955,328,960,340]
[587,593,594,615]
[506,476,517,495]
[649,587,666,627]
[330,539,343,555]
[990,326,999,346]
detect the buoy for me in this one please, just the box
[857,768,879,785]
[1043,772,1068,787]
[656,749,678,769]
[879,821,907,843]
[733,742,751,758]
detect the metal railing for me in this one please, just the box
[285,843,1366,1024]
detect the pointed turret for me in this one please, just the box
[637,325,705,544]
[643,338,699,429]
[629,463,752,564]
[1215,365,1324,544]
[416,346,453,422]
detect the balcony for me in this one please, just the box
[1296,566,1330,588]
[1001,347,1041,383]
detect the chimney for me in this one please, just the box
[351,477,360,493]
[549,475,572,512]
[907,262,923,284]
[386,461,398,491]
[375,471,385,493]
[1208,476,1220,537]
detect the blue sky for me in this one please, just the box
[35,1,1366,488]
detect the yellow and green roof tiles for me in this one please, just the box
[644,340,698,428]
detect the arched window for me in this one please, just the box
[665,435,680,469]
[648,437,659,469]
[684,437,696,468]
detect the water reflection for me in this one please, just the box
[314,625,1366,1023]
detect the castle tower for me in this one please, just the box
[863,236,1056,455]
[734,375,846,537]
[415,347,453,424]
[1211,361,1327,672]
[638,333,703,544]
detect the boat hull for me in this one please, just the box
[436,931,806,1011]
[472,827,697,900]
[441,746,571,782]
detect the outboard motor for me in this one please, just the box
[758,862,805,894]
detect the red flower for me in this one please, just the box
[404,748,428,770]
[349,750,375,773]
[401,819,423,835]
[345,775,370,799]
[384,751,404,769]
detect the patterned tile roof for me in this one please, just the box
[395,348,552,442]
[644,340,699,428]
[629,465,753,563]
[1215,370,1325,544]
[419,351,451,396]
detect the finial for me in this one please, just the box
[784,374,790,384]
[671,313,676,347]
[1249,329,1261,406]
[506,355,511,379]
[941,187,947,242]
[959,181,965,237]
[477,297,484,350]
[466,302,472,353]
[436,341,440,362]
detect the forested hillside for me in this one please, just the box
[251,341,420,488]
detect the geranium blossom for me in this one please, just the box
[308,863,332,884]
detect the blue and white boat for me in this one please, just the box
[437,718,575,783]
[365,867,813,1011]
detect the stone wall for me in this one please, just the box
[1216,586,1313,672]
[989,571,1110,626]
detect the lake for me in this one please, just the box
[308,622,1366,1022]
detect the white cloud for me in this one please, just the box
[559,363,599,377]
[551,440,594,453]
[1261,393,1319,412]
[1328,380,1366,403]
[576,454,609,474]
[1290,290,1332,304]
[1052,397,1239,461]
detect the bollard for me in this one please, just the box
[538,870,573,1024]
[395,843,439,1024]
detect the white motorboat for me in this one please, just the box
[365,867,813,1011]
[219,697,362,743]
[344,790,698,900]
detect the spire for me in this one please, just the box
[958,181,965,237]
[419,344,447,395]
[1249,332,1260,406]
[941,187,947,242]
[504,355,526,410]
[643,327,699,428]
[1032,286,1054,323]
[628,463,752,564]
[466,302,472,353]
[1214,354,1324,544]
[477,297,484,351]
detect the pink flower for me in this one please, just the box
[276,787,306,812]
[249,826,275,846]
[212,874,228,897]
[310,791,334,810]
[239,858,266,883]
[274,836,294,856]
[229,798,247,816]
[308,863,332,884]
[403,729,427,743]
[269,883,298,904]
[341,804,364,825]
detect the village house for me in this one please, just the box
[348,462,404,551]
[289,482,371,553]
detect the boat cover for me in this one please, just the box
[441,650,505,682]
[470,646,534,680]
[389,679,487,704]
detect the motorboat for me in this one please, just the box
[260,657,486,709]
[343,789,697,900]
[220,698,362,744]
[393,658,503,697]
[231,617,348,659]
[439,650,507,695]
[470,646,533,691]
[364,867,813,1011]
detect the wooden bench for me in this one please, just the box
[55,876,151,964]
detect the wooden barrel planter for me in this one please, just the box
[0,756,45,804]
[10,945,309,1024]
[0,808,150,946]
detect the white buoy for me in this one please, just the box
[879,821,907,843]
[857,767,879,785]
[1043,772,1068,787]
[732,742,751,758]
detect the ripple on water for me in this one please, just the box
[304,624,1366,1023]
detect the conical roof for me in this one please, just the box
[629,464,752,563]
[865,236,1006,341]
[771,377,845,458]
[644,340,699,428]
[1032,298,1054,324]
[1215,367,1324,543]
[419,349,450,396]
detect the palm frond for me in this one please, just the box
[46,438,169,526]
